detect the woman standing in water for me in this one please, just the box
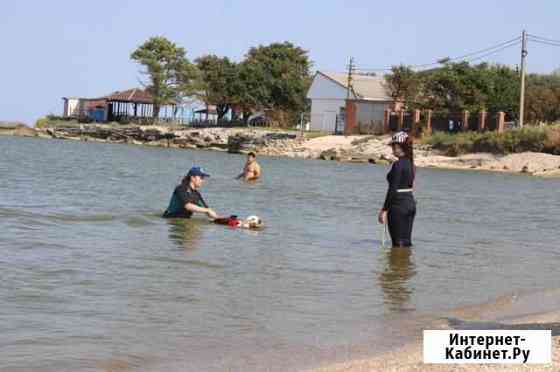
[378,131,417,247]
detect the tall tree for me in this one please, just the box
[131,36,197,122]
[195,55,237,120]
[420,62,518,114]
[384,65,423,109]
[231,60,267,123]
[243,42,312,126]
[483,64,519,116]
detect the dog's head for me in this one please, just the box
[244,215,263,228]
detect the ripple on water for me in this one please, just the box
[147,256,227,270]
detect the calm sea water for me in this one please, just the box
[1,136,559,371]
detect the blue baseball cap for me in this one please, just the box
[187,166,210,178]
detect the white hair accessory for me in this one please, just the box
[390,131,409,144]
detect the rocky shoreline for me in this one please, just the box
[5,124,560,177]
[0,121,37,137]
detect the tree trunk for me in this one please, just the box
[242,110,251,125]
[152,104,160,125]
[217,104,229,121]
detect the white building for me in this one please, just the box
[306,71,394,133]
[62,97,82,117]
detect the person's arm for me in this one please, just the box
[378,162,400,224]
[185,202,219,219]
[236,164,247,179]
[382,161,402,211]
[182,191,221,219]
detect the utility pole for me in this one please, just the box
[343,57,355,135]
[346,57,355,99]
[518,30,528,128]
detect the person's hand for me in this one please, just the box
[206,208,219,219]
[378,209,387,225]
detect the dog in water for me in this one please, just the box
[240,215,263,229]
[214,215,263,229]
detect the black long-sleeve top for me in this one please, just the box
[382,158,415,210]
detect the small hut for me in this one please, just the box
[193,105,218,123]
[62,88,177,123]
[101,88,176,123]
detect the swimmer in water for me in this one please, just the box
[236,152,261,181]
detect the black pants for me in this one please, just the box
[387,195,416,247]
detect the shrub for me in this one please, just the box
[544,125,560,154]
[423,126,553,155]
[35,117,50,128]
[118,117,131,125]
[78,116,93,124]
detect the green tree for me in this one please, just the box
[243,42,312,126]
[231,60,267,123]
[483,64,519,116]
[384,65,423,109]
[131,36,197,122]
[526,85,560,123]
[195,55,238,120]
[421,62,519,114]
[523,73,560,123]
[383,61,559,123]
[422,62,486,112]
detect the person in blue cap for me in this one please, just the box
[163,166,222,219]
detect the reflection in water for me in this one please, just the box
[167,219,204,250]
[378,247,416,312]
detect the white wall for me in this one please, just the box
[307,73,348,100]
[310,99,345,132]
[307,73,348,132]
[355,101,391,133]
[356,101,387,123]
[63,98,80,117]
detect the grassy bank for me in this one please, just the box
[422,125,560,156]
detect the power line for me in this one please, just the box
[528,37,560,48]
[530,39,560,47]
[459,40,521,63]
[443,36,521,63]
[528,34,560,44]
[353,36,521,72]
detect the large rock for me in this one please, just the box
[228,133,264,153]
[319,148,345,161]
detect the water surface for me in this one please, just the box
[1,136,559,371]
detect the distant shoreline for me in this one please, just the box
[4,124,560,177]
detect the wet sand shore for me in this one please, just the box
[310,290,560,372]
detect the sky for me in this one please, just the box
[1,0,559,124]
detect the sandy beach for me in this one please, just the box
[295,135,560,177]
[310,290,560,372]
[310,319,559,371]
